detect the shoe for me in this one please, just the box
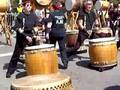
[6,68,16,78]
[6,72,12,78]
[63,64,68,69]
[62,60,68,69]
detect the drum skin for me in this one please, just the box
[22,0,50,11]
[66,30,78,47]
[92,27,113,38]
[0,0,10,12]
[25,45,59,75]
[36,0,52,6]
[89,37,117,66]
[65,0,83,11]
[11,72,73,90]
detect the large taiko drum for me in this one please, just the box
[89,37,117,67]
[0,0,10,12]
[66,30,79,47]
[65,0,83,11]
[25,44,58,75]
[95,0,110,11]
[11,72,73,90]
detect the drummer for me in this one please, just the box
[67,0,98,56]
[45,1,69,69]
[109,4,119,36]
[6,0,41,78]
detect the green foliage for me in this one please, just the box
[15,0,19,3]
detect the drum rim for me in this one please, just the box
[66,30,79,32]
[25,44,54,51]
[66,30,79,34]
[89,37,116,43]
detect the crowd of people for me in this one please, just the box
[6,0,120,78]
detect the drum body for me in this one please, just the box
[89,37,117,67]
[0,0,10,12]
[66,30,78,47]
[65,0,83,11]
[11,72,73,90]
[25,44,58,75]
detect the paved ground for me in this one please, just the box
[0,34,120,90]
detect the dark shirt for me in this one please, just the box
[48,10,66,29]
[109,8,120,21]
[78,8,96,30]
[46,10,67,37]
[14,11,39,34]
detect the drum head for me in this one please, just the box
[25,44,54,51]
[65,0,75,11]
[95,0,102,11]
[11,73,70,88]
[36,0,51,6]
[89,37,116,43]
[66,30,79,34]
[95,27,112,34]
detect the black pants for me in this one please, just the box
[7,34,39,72]
[49,32,68,62]
[110,21,117,36]
[117,30,120,48]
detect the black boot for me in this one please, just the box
[6,68,16,78]
[62,60,68,69]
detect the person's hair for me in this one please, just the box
[22,0,33,5]
[83,0,93,6]
[82,0,93,10]
[113,4,118,8]
[22,0,34,12]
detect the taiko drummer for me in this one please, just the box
[45,1,69,69]
[67,0,98,56]
[6,0,41,78]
